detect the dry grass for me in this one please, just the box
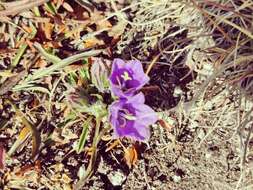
[111,0,253,189]
[0,0,253,189]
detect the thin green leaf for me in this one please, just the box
[22,86,51,94]
[34,43,61,64]
[13,43,102,91]
[76,117,92,154]
[44,2,57,15]
[12,22,37,67]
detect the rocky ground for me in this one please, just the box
[0,0,253,190]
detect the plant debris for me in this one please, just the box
[0,0,253,189]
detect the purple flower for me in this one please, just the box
[109,58,149,98]
[109,93,158,141]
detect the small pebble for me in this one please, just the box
[108,170,126,186]
[172,175,181,183]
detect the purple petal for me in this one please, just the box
[109,58,149,98]
[108,93,157,141]
[127,92,145,104]
[109,59,127,85]
[134,104,158,126]
[110,85,123,98]
[112,58,125,69]
[132,123,151,141]
[125,60,150,87]
[113,120,149,141]
[109,101,124,127]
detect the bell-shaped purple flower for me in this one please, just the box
[109,58,149,98]
[109,93,158,141]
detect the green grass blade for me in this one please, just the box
[76,117,92,154]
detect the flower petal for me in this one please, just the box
[126,60,150,86]
[112,58,126,69]
[134,104,158,126]
[113,120,149,141]
[127,92,145,104]
[109,100,124,127]
[109,93,157,141]
[109,58,149,98]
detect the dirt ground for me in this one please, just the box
[0,0,253,190]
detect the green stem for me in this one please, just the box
[74,119,110,190]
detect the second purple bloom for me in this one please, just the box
[109,93,158,141]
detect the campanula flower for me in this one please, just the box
[109,58,149,98]
[109,93,158,141]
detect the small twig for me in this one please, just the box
[145,55,159,75]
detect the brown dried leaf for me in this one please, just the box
[42,22,54,40]
[34,58,48,68]
[105,139,120,152]
[158,119,173,131]
[84,37,104,48]
[15,160,41,176]
[44,41,63,49]
[124,146,138,168]
[0,70,27,96]
[22,24,33,33]
[90,10,112,30]
[0,144,5,170]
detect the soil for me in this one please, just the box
[0,0,253,190]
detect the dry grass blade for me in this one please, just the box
[105,139,120,152]
[6,100,41,159]
[0,70,27,96]
[12,22,37,67]
[190,0,233,43]
[0,0,50,16]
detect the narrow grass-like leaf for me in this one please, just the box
[44,1,57,15]
[13,43,102,91]
[12,22,37,67]
[76,117,92,154]
[34,42,61,64]
[7,100,41,158]
[0,119,8,130]
[29,43,102,80]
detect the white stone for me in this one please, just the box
[108,170,126,186]
[172,175,181,183]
